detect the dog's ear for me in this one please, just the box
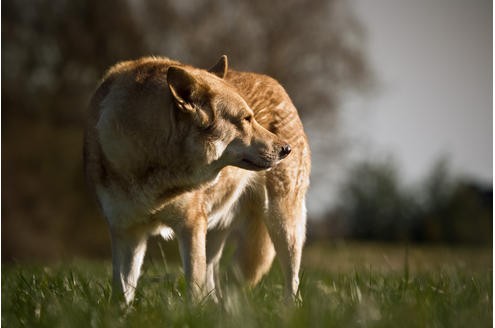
[167,66,212,127]
[167,66,198,113]
[208,55,228,78]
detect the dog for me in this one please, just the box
[83,55,311,304]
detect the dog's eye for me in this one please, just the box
[244,115,253,123]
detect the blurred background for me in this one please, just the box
[2,0,492,262]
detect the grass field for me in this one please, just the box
[2,242,492,327]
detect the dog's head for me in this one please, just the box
[167,55,291,172]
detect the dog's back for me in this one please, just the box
[222,71,311,289]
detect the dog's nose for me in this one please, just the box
[279,144,292,158]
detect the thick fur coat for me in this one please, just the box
[84,55,311,303]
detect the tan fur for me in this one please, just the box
[84,55,310,304]
[235,193,276,286]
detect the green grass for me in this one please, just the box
[2,243,492,327]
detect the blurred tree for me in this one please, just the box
[413,158,454,242]
[331,158,492,244]
[447,182,492,244]
[336,159,416,241]
[3,0,371,123]
[136,0,371,120]
[413,159,492,244]
[2,0,146,123]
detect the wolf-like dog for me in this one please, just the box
[84,55,311,304]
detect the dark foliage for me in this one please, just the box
[328,159,492,244]
[2,0,370,260]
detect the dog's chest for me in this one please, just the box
[204,170,253,230]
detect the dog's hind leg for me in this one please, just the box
[264,186,307,301]
[236,192,276,287]
[205,228,230,301]
[110,228,148,304]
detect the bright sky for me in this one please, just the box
[307,0,492,216]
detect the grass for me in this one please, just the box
[2,242,492,327]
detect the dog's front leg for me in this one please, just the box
[110,228,148,304]
[177,216,207,301]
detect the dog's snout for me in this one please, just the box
[279,144,292,158]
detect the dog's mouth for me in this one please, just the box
[240,158,274,171]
